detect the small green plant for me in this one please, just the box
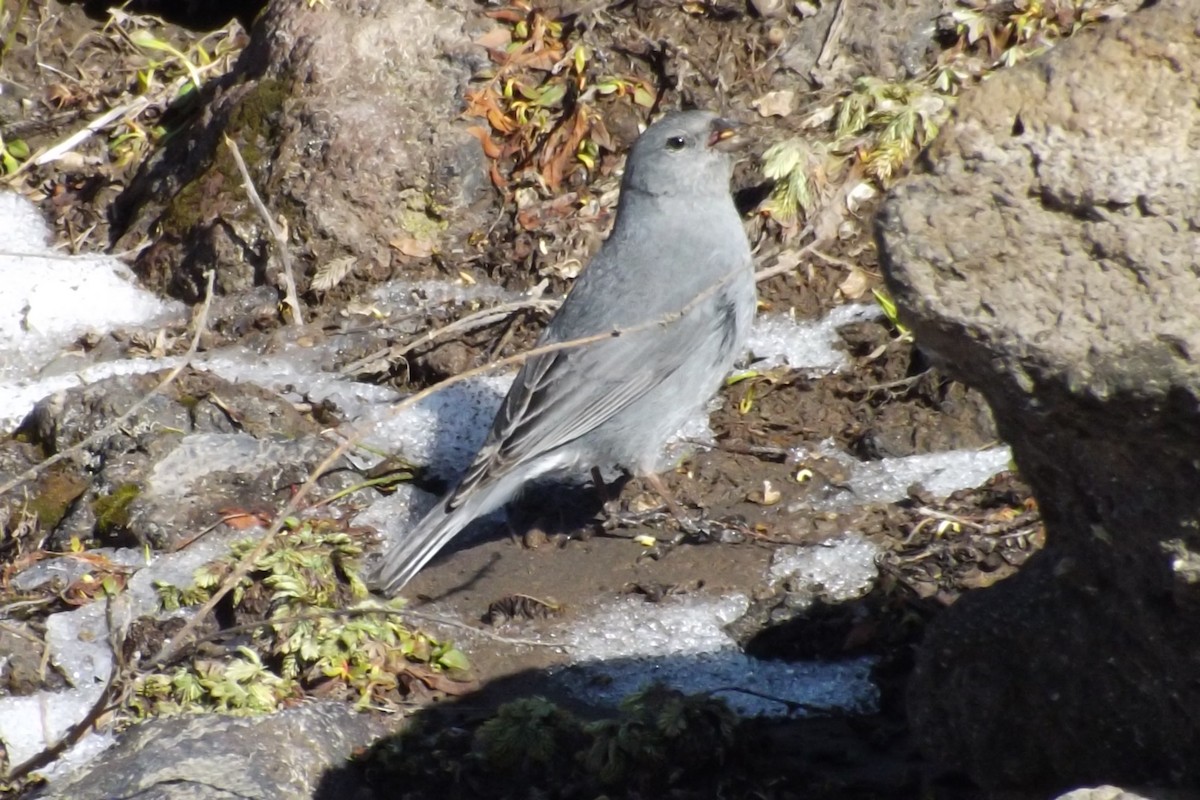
[583,684,739,786]
[102,16,244,169]
[356,684,744,797]
[128,29,205,96]
[952,0,1096,68]
[135,519,468,717]
[872,287,913,341]
[835,77,949,183]
[760,138,829,225]
[761,0,1106,230]
[0,131,30,175]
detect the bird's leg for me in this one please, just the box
[643,472,700,535]
[591,467,614,508]
[593,468,670,532]
[643,472,751,545]
[592,466,627,527]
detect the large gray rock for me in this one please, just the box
[42,703,391,800]
[876,0,1200,791]
[113,0,493,303]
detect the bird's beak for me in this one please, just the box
[707,118,742,151]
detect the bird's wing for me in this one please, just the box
[445,269,742,511]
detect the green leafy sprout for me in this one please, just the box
[135,518,468,718]
[0,132,30,175]
[872,287,913,341]
[761,0,1108,225]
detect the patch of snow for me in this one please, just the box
[546,594,877,717]
[352,484,441,543]
[143,431,329,502]
[0,193,184,429]
[0,688,113,776]
[46,603,114,689]
[360,374,514,482]
[10,548,146,594]
[557,653,878,717]
[747,303,881,372]
[566,593,749,660]
[197,346,401,423]
[768,534,881,602]
[792,440,1013,512]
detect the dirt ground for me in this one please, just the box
[0,1,1050,797]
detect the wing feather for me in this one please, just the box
[446,338,658,509]
[446,264,748,510]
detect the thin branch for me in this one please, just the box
[0,270,216,499]
[223,135,304,326]
[24,98,148,170]
[913,506,984,531]
[340,295,561,377]
[401,607,554,648]
[753,239,818,284]
[808,246,864,272]
[705,685,828,716]
[152,604,555,670]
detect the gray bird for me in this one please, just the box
[371,110,756,595]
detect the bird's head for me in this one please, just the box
[620,110,742,200]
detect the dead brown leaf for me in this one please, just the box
[538,107,589,191]
[474,27,511,50]
[752,89,796,118]
[390,237,435,258]
[466,125,503,159]
[838,266,871,300]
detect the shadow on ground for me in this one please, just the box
[306,585,998,800]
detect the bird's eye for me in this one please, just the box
[665,135,687,151]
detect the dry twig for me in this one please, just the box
[223,135,304,326]
[340,295,561,376]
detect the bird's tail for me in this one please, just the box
[368,476,514,596]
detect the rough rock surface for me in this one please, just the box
[9,367,345,551]
[778,0,944,85]
[40,702,393,800]
[877,0,1200,790]
[112,0,494,303]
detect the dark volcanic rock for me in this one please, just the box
[876,0,1200,791]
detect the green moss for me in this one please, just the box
[174,393,202,410]
[160,175,209,234]
[93,483,141,537]
[23,471,89,530]
[396,189,449,240]
[227,77,288,150]
[160,78,290,237]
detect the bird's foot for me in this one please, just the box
[671,515,749,545]
[600,506,671,531]
[632,516,744,562]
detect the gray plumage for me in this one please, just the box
[370,110,757,595]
